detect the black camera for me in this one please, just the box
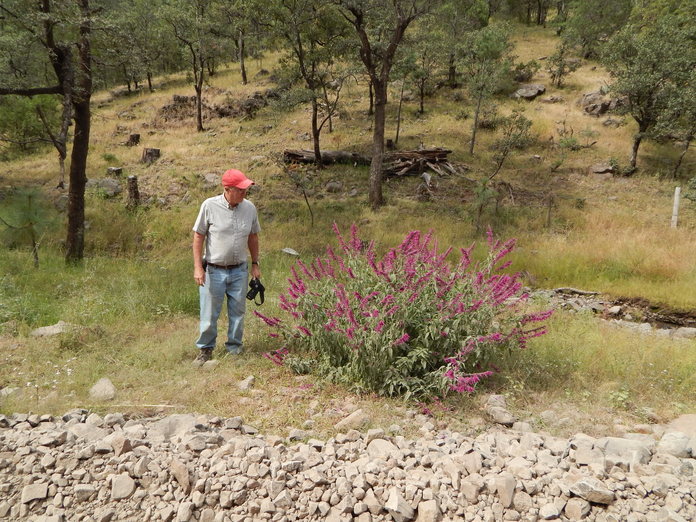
[246,278,265,305]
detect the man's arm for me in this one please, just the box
[193,232,206,285]
[248,233,261,279]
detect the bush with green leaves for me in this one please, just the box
[256,225,551,398]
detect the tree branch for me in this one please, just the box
[0,86,62,96]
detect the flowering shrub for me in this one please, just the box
[256,225,551,398]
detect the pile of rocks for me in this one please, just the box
[0,410,694,521]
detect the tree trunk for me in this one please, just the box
[369,85,387,209]
[671,138,691,179]
[448,54,457,88]
[368,81,374,116]
[395,81,405,146]
[147,72,153,92]
[419,80,425,114]
[629,133,642,171]
[239,30,247,85]
[65,0,92,264]
[311,96,322,165]
[65,98,90,263]
[195,83,204,132]
[470,92,483,155]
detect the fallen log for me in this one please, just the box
[283,147,455,176]
[283,149,370,166]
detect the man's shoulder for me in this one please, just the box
[201,194,225,208]
[240,199,258,212]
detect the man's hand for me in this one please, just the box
[250,263,261,280]
[194,267,205,286]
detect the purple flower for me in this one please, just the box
[393,333,410,346]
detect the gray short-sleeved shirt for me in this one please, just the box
[193,195,261,265]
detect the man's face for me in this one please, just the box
[224,186,247,206]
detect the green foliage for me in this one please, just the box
[546,42,580,88]
[684,176,696,203]
[603,11,696,168]
[512,60,540,83]
[562,0,632,58]
[0,96,60,159]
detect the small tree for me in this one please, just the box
[603,13,695,172]
[561,0,631,58]
[459,23,513,155]
[269,0,350,165]
[336,0,436,210]
[0,189,57,268]
[546,42,579,88]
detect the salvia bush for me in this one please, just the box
[256,225,551,399]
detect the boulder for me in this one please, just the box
[89,378,117,401]
[512,84,546,100]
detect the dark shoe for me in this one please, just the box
[192,348,213,367]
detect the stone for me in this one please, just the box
[74,484,96,502]
[367,438,399,459]
[89,378,117,401]
[666,415,696,437]
[68,423,109,442]
[30,321,74,337]
[111,474,136,500]
[487,407,516,426]
[176,501,194,521]
[86,178,122,197]
[335,409,369,430]
[416,499,441,522]
[591,163,614,174]
[495,473,516,508]
[512,84,546,100]
[539,503,560,519]
[385,487,415,522]
[564,498,591,520]
[21,483,48,503]
[281,247,300,256]
[171,458,191,494]
[569,477,615,504]
[657,432,691,458]
[672,327,696,339]
[238,376,255,390]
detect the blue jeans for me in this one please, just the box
[196,263,248,354]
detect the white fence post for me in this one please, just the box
[671,187,681,228]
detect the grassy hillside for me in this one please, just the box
[1,23,694,435]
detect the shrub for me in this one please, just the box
[256,225,551,398]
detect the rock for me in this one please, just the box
[657,432,691,458]
[564,498,591,520]
[21,483,48,503]
[539,503,560,519]
[666,414,696,437]
[487,406,516,426]
[74,484,96,502]
[30,321,74,337]
[367,438,399,459]
[416,499,441,522]
[171,458,191,494]
[111,474,136,500]
[569,477,615,504]
[176,501,194,522]
[68,423,109,442]
[149,414,198,440]
[512,84,546,100]
[385,487,415,522]
[495,473,516,508]
[335,409,368,430]
[106,167,123,177]
[325,181,343,193]
[591,163,614,174]
[238,376,255,390]
[89,378,116,401]
[672,327,696,339]
[607,305,622,315]
[86,178,122,197]
[281,247,300,256]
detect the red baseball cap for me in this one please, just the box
[222,169,254,189]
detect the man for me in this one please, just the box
[191,168,261,365]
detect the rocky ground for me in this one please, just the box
[1,396,694,522]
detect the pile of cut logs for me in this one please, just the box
[283,147,460,177]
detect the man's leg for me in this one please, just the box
[196,266,226,350]
[225,263,248,354]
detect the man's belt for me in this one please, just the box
[206,262,243,270]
